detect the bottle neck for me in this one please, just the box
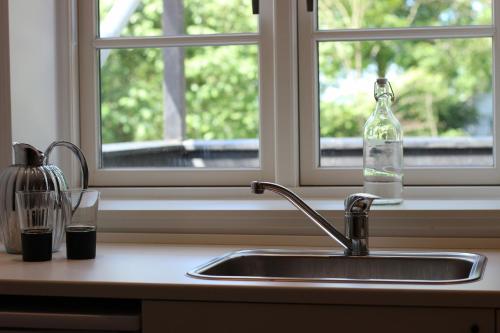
[374,85,393,113]
[375,95,392,114]
[375,84,392,101]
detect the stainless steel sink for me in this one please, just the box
[188,250,486,284]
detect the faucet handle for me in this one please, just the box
[344,193,379,215]
[344,193,379,256]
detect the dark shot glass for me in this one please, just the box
[15,191,56,262]
[61,189,99,260]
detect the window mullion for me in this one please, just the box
[94,33,261,49]
[298,1,320,186]
[256,0,277,183]
[273,0,299,186]
[314,25,494,42]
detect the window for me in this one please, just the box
[79,0,275,186]
[299,0,499,185]
[79,0,500,187]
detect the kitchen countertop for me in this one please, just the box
[0,243,500,308]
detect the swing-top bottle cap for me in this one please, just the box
[374,78,395,102]
[376,78,388,85]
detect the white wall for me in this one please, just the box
[9,0,59,152]
[8,0,82,186]
[0,1,12,168]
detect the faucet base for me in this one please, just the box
[344,238,369,256]
[344,248,369,256]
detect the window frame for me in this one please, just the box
[298,0,500,186]
[78,0,281,186]
[78,0,500,188]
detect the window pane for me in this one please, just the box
[99,45,260,168]
[318,0,492,30]
[98,0,258,37]
[318,38,493,168]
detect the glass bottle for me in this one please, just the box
[363,78,403,205]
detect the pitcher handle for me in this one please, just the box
[44,141,89,189]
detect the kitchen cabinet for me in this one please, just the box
[143,301,495,333]
[497,310,500,333]
[0,296,141,332]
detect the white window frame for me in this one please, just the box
[298,0,500,186]
[79,0,500,188]
[78,0,287,187]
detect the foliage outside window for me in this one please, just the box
[316,0,493,169]
[99,0,259,144]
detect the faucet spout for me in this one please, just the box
[251,181,353,251]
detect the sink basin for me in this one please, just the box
[188,250,486,284]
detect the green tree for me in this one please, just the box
[100,0,258,143]
[318,0,492,138]
[100,0,493,143]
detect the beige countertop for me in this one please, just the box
[0,243,500,308]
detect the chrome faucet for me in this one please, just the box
[251,181,378,256]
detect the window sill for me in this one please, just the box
[97,186,500,241]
